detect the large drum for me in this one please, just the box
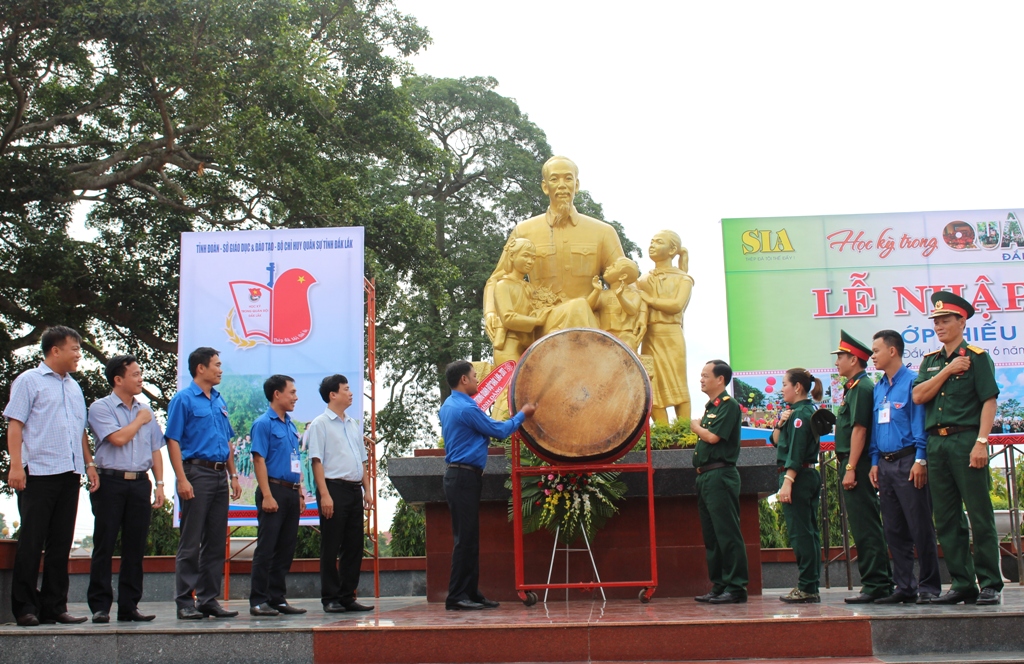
[509,328,652,464]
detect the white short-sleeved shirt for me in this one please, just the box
[89,393,165,472]
[2,362,87,475]
[306,408,366,482]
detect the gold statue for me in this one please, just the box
[492,238,549,365]
[485,156,625,345]
[587,257,646,354]
[638,231,694,425]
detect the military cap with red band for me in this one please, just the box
[928,291,974,320]
[830,329,871,362]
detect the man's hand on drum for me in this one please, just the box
[520,403,537,418]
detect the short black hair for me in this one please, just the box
[263,374,294,401]
[319,374,348,403]
[105,355,138,387]
[873,329,905,357]
[41,326,82,356]
[445,360,473,389]
[706,359,732,384]
[187,347,220,378]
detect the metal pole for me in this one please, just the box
[835,465,854,590]
[581,527,607,601]
[1005,445,1024,585]
[819,450,831,588]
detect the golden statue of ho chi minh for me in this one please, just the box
[483,156,693,426]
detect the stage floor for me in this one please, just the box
[3,589,1024,663]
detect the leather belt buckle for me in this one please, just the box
[124,471,138,480]
[938,427,949,436]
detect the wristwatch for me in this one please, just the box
[845,464,854,471]
[914,459,927,467]
[86,461,97,469]
[230,473,239,479]
[155,480,165,486]
[976,438,989,445]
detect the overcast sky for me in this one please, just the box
[7,1,1024,538]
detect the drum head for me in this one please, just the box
[509,328,652,464]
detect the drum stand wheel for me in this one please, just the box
[639,588,655,603]
[521,591,539,606]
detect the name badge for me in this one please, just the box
[291,449,301,474]
[878,403,891,424]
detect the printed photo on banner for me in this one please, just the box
[178,227,365,525]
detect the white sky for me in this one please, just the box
[7,0,1024,539]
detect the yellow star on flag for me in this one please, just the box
[297,276,305,283]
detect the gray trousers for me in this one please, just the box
[175,464,229,609]
[877,453,942,596]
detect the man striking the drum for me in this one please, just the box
[440,360,536,610]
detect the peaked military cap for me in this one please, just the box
[811,408,837,436]
[830,330,870,362]
[928,291,974,320]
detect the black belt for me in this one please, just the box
[927,425,974,437]
[696,462,733,475]
[97,468,150,481]
[268,477,300,490]
[778,463,814,473]
[447,463,483,476]
[186,458,227,471]
[326,478,363,487]
[880,446,917,463]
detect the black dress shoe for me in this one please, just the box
[916,591,938,604]
[46,612,87,624]
[117,608,156,622]
[708,591,747,604]
[977,588,1002,605]
[323,601,347,613]
[445,599,485,610]
[92,611,110,623]
[930,589,978,605]
[844,592,885,604]
[250,603,280,616]
[16,614,40,627]
[874,592,917,604]
[695,591,721,603]
[343,601,374,612]
[473,598,500,609]
[273,603,307,615]
[177,607,204,620]
[198,604,238,618]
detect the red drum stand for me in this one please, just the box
[510,425,659,605]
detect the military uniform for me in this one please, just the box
[695,391,748,599]
[777,398,821,598]
[831,332,893,601]
[914,293,1001,603]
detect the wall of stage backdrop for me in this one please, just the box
[176,227,365,525]
[722,209,1024,436]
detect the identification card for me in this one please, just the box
[291,450,301,474]
[878,403,891,424]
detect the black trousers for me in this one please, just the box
[11,470,80,619]
[175,463,229,610]
[88,475,152,615]
[318,480,364,606]
[443,466,484,604]
[878,453,943,595]
[250,483,300,607]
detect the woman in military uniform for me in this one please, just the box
[773,368,824,603]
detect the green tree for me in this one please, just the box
[389,498,425,556]
[0,0,444,490]
[145,501,180,556]
[998,398,1022,419]
[732,378,765,410]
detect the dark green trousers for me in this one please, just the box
[781,468,821,594]
[840,454,893,597]
[697,466,749,594]
[927,430,1003,593]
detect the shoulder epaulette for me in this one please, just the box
[967,345,986,355]
[722,396,730,401]
[923,349,941,357]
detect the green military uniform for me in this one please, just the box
[777,398,821,595]
[914,293,1001,596]
[695,391,749,596]
[832,331,893,599]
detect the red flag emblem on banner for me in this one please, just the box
[227,268,318,347]
[474,361,516,411]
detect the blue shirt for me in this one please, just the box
[439,391,526,470]
[307,408,366,482]
[250,408,300,483]
[89,393,165,472]
[164,381,235,462]
[2,362,87,475]
[869,366,927,465]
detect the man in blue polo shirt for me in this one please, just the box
[868,330,941,604]
[249,374,307,616]
[165,347,242,620]
[439,360,535,610]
